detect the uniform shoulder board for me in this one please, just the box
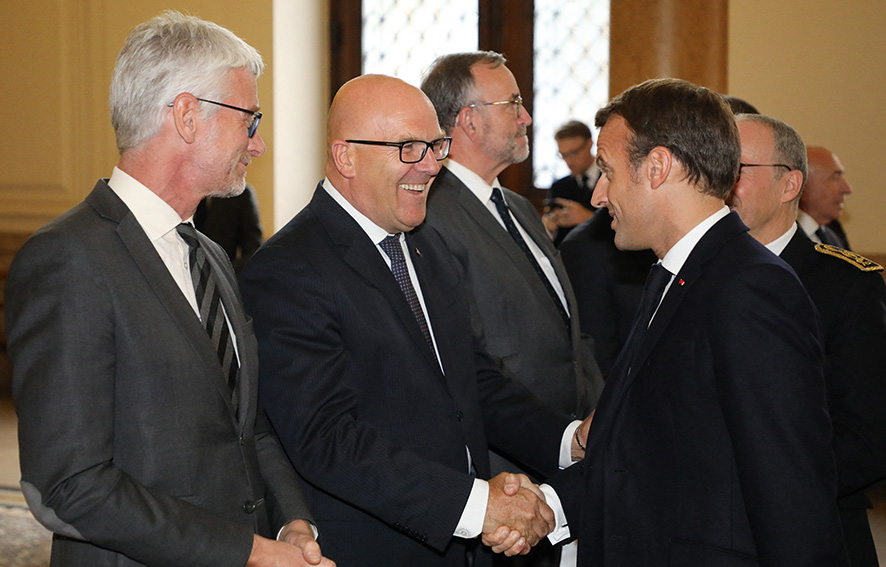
[814,243,884,272]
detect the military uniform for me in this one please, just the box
[781,228,886,567]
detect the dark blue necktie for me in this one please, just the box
[815,226,841,247]
[489,188,570,331]
[621,262,671,372]
[177,223,239,414]
[379,234,436,357]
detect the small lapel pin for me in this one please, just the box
[678,279,685,286]
[414,247,422,257]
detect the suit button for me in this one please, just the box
[239,435,245,446]
[456,410,464,422]
[243,501,256,514]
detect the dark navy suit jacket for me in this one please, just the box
[547,212,847,566]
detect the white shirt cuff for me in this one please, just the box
[539,484,571,544]
[276,521,319,541]
[560,420,582,468]
[454,478,489,538]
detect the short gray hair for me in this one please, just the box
[421,51,507,133]
[109,11,264,152]
[736,113,807,185]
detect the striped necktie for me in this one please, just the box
[177,223,240,414]
[378,234,436,358]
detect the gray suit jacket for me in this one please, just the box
[5,180,311,567]
[425,167,603,476]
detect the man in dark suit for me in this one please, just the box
[729,112,886,566]
[420,53,602,484]
[798,145,853,249]
[4,12,329,567]
[195,185,263,274]
[558,209,657,378]
[543,120,598,245]
[239,74,590,567]
[532,79,847,566]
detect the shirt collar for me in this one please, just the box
[322,177,395,245]
[797,210,821,234]
[765,222,798,256]
[660,206,731,276]
[445,160,502,204]
[107,167,187,241]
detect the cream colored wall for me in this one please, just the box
[0,0,275,235]
[729,0,886,257]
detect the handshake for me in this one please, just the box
[480,410,592,556]
[481,472,556,557]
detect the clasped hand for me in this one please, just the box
[481,472,554,556]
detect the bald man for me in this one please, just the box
[799,146,853,248]
[239,75,590,567]
[729,114,886,567]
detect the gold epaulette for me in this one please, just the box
[814,244,884,272]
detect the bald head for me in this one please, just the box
[801,145,852,225]
[325,74,444,234]
[327,75,439,149]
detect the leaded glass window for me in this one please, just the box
[362,1,479,87]
[533,0,610,188]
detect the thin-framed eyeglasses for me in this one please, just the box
[167,97,262,138]
[465,95,524,114]
[345,137,452,164]
[738,162,791,175]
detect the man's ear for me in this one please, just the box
[455,106,477,140]
[646,146,673,190]
[782,169,804,203]
[170,93,200,144]
[331,140,356,178]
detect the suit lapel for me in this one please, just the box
[596,212,748,425]
[88,183,241,422]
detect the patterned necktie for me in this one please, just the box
[621,262,671,372]
[378,235,436,357]
[176,223,239,414]
[489,187,570,330]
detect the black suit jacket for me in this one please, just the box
[780,229,886,566]
[547,212,847,566]
[558,208,658,378]
[5,180,310,567]
[548,172,597,245]
[239,184,571,567]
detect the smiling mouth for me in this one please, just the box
[400,183,428,195]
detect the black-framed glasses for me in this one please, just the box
[345,137,452,164]
[465,95,524,114]
[168,97,262,138]
[738,162,791,177]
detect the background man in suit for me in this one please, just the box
[542,120,598,245]
[729,112,886,566]
[4,12,329,567]
[195,184,263,274]
[421,54,603,567]
[532,78,847,566]
[799,145,853,249]
[239,74,591,567]
[420,53,602,566]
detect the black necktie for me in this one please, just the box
[489,187,570,331]
[815,226,841,247]
[177,223,240,414]
[379,235,436,357]
[621,262,671,372]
